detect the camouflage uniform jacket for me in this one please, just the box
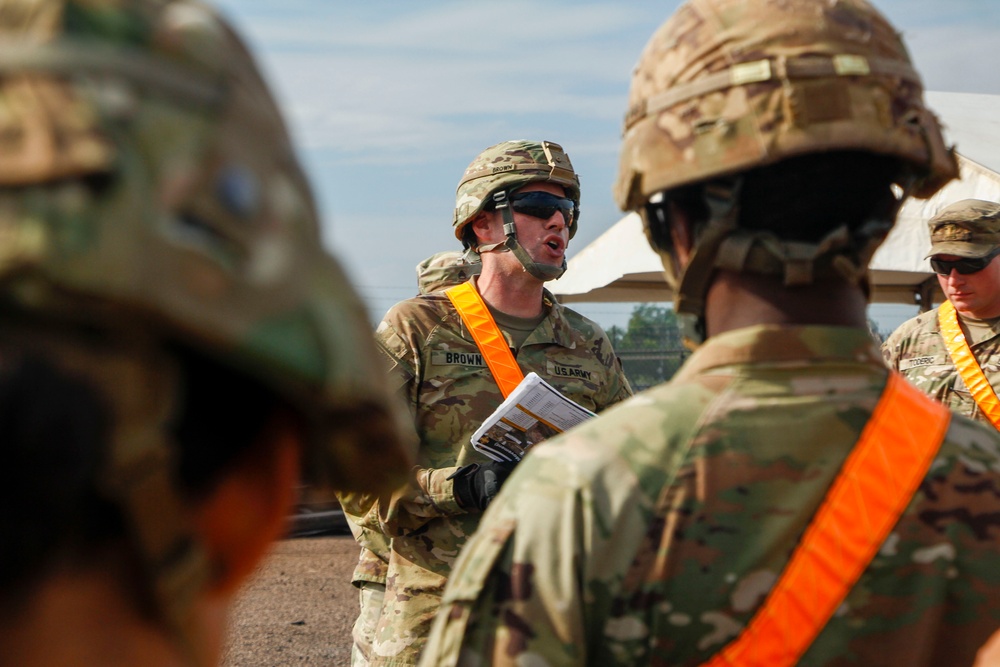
[340,279,632,665]
[421,325,1000,667]
[882,304,1000,426]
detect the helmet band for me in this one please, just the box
[624,53,922,132]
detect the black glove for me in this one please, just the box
[448,460,517,511]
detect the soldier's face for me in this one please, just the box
[508,182,571,268]
[475,182,571,274]
[936,252,1000,319]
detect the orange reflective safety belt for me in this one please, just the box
[445,282,524,398]
[700,372,950,667]
[938,299,1000,429]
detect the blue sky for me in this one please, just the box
[211,1,1000,332]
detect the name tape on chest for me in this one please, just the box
[898,355,939,371]
[432,350,487,367]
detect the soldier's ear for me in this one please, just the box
[471,211,501,244]
[193,410,302,597]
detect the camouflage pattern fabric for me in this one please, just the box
[925,199,1000,258]
[416,251,481,295]
[352,581,386,667]
[422,325,1000,666]
[0,0,413,495]
[0,0,414,656]
[882,307,1000,426]
[614,0,956,212]
[345,519,391,663]
[340,279,632,666]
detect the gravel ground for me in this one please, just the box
[223,535,360,666]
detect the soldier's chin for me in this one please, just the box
[535,261,566,281]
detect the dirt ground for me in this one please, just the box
[222,535,361,666]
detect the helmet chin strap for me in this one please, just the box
[673,178,742,348]
[672,176,904,350]
[476,191,567,281]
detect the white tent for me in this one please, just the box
[553,92,1000,309]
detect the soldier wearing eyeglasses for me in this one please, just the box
[883,199,1000,426]
[338,140,632,666]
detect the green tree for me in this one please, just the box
[622,304,681,349]
[613,303,687,390]
[607,324,624,349]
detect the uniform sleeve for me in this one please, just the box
[596,331,634,411]
[339,314,469,537]
[420,458,592,667]
[880,312,936,372]
[881,330,902,370]
[603,355,634,409]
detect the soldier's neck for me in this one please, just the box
[474,265,546,319]
[704,270,868,337]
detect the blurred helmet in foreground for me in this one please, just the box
[0,0,414,656]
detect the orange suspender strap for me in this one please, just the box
[445,282,525,398]
[700,372,951,667]
[938,299,1000,429]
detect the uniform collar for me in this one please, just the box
[520,289,576,349]
[675,325,883,381]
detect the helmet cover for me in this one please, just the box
[614,0,957,214]
[0,0,414,496]
[454,139,581,241]
[926,199,1000,259]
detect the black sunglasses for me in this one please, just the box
[930,247,1000,276]
[509,191,576,223]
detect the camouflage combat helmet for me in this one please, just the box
[416,250,482,294]
[0,0,413,660]
[454,139,581,281]
[614,0,957,345]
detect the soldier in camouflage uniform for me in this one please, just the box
[339,140,633,666]
[421,1,1000,666]
[883,200,1000,425]
[344,251,482,660]
[0,1,413,665]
